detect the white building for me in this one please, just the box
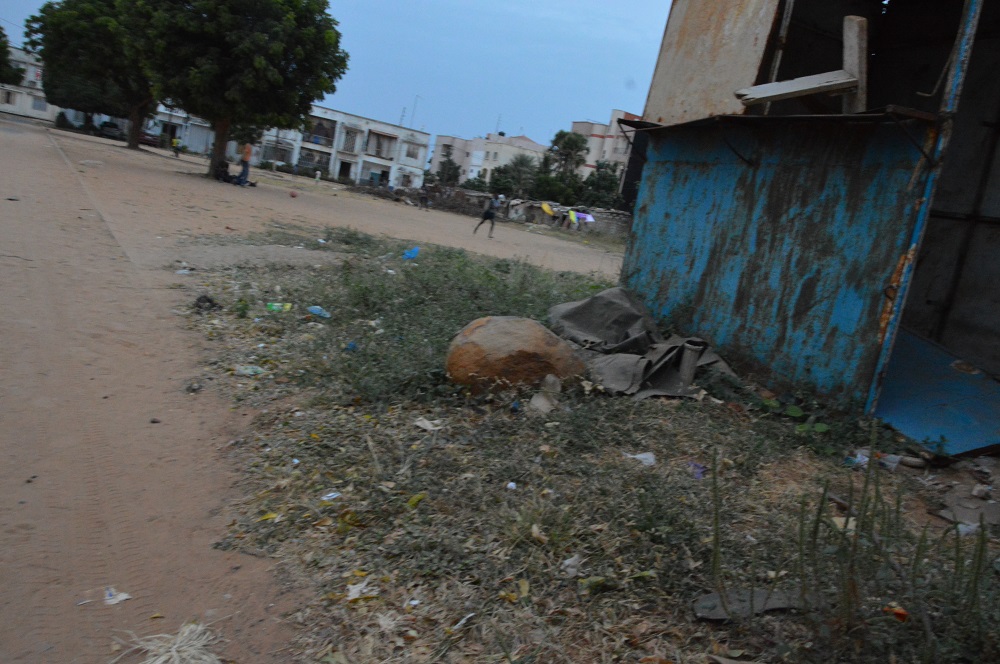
[429,133,548,184]
[260,106,431,188]
[571,109,640,179]
[0,47,59,123]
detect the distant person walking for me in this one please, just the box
[171,136,181,157]
[474,193,501,238]
[418,185,430,210]
[236,141,253,186]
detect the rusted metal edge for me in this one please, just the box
[864,0,985,414]
[623,107,937,134]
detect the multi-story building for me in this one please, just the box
[0,46,59,123]
[429,133,548,185]
[571,109,640,179]
[260,106,431,188]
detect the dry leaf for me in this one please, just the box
[832,517,857,533]
[531,523,549,544]
[257,512,278,522]
[518,579,530,598]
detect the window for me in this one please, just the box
[406,143,419,159]
[465,151,470,157]
[342,130,358,152]
[32,96,47,111]
[493,152,498,161]
[367,132,396,159]
[1,90,15,105]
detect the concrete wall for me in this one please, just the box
[259,106,430,187]
[430,133,547,184]
[0,47,59,123]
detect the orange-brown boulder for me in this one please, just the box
[446,316,585,391]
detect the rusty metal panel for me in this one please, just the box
[643,0,781,127]
[623,119,932,406]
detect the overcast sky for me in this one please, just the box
[1,1,672,146]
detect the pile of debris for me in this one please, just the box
[446,287,733,402]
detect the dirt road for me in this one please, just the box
[0,118,622,663]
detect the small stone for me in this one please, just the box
[971,484,992,499]
[150,418,161,424]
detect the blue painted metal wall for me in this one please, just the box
[623,118,933,406]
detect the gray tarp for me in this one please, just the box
[548,287,734,398]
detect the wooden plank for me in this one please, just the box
[735,70,858,106]
[842,16,869,113]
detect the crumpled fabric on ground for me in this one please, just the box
[549,287,734,399]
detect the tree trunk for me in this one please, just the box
[208,118,232,177]
[126,101,149,150]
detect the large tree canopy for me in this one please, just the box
[0,26,25,85]
[130,0,348,174]
[25,0,155,149]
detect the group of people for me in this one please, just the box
[212,141,256,187]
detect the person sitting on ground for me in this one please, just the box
[214,158,235,184]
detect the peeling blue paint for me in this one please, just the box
[624,118,934,406]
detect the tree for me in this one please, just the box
[25,0,155,149]
[462,174,489,192]
[436,144,461,185]
[580,160,624,209]
[0,27,25,85]
[549,130,589,176]
[128,0,349,176]
[531,132,587,204]
[505,154,536,198]
[533,171,583,205]
[488,164,514,197]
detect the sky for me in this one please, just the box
[1,1,672,147]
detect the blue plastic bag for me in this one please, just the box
[307,305,331,318]
[402,246,420,260]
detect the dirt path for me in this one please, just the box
[0,121,296,663]
[0,119,623,663]
[51,129,622,278]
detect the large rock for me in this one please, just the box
[446,316,585,390]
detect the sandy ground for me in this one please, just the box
[0,117,623,663]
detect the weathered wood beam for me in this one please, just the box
[735,70,858,106]
[842,15,869,113]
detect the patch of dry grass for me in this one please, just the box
[184,229,1000,663]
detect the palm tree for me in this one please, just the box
[549,130,589,176]
[507,154,536,197]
